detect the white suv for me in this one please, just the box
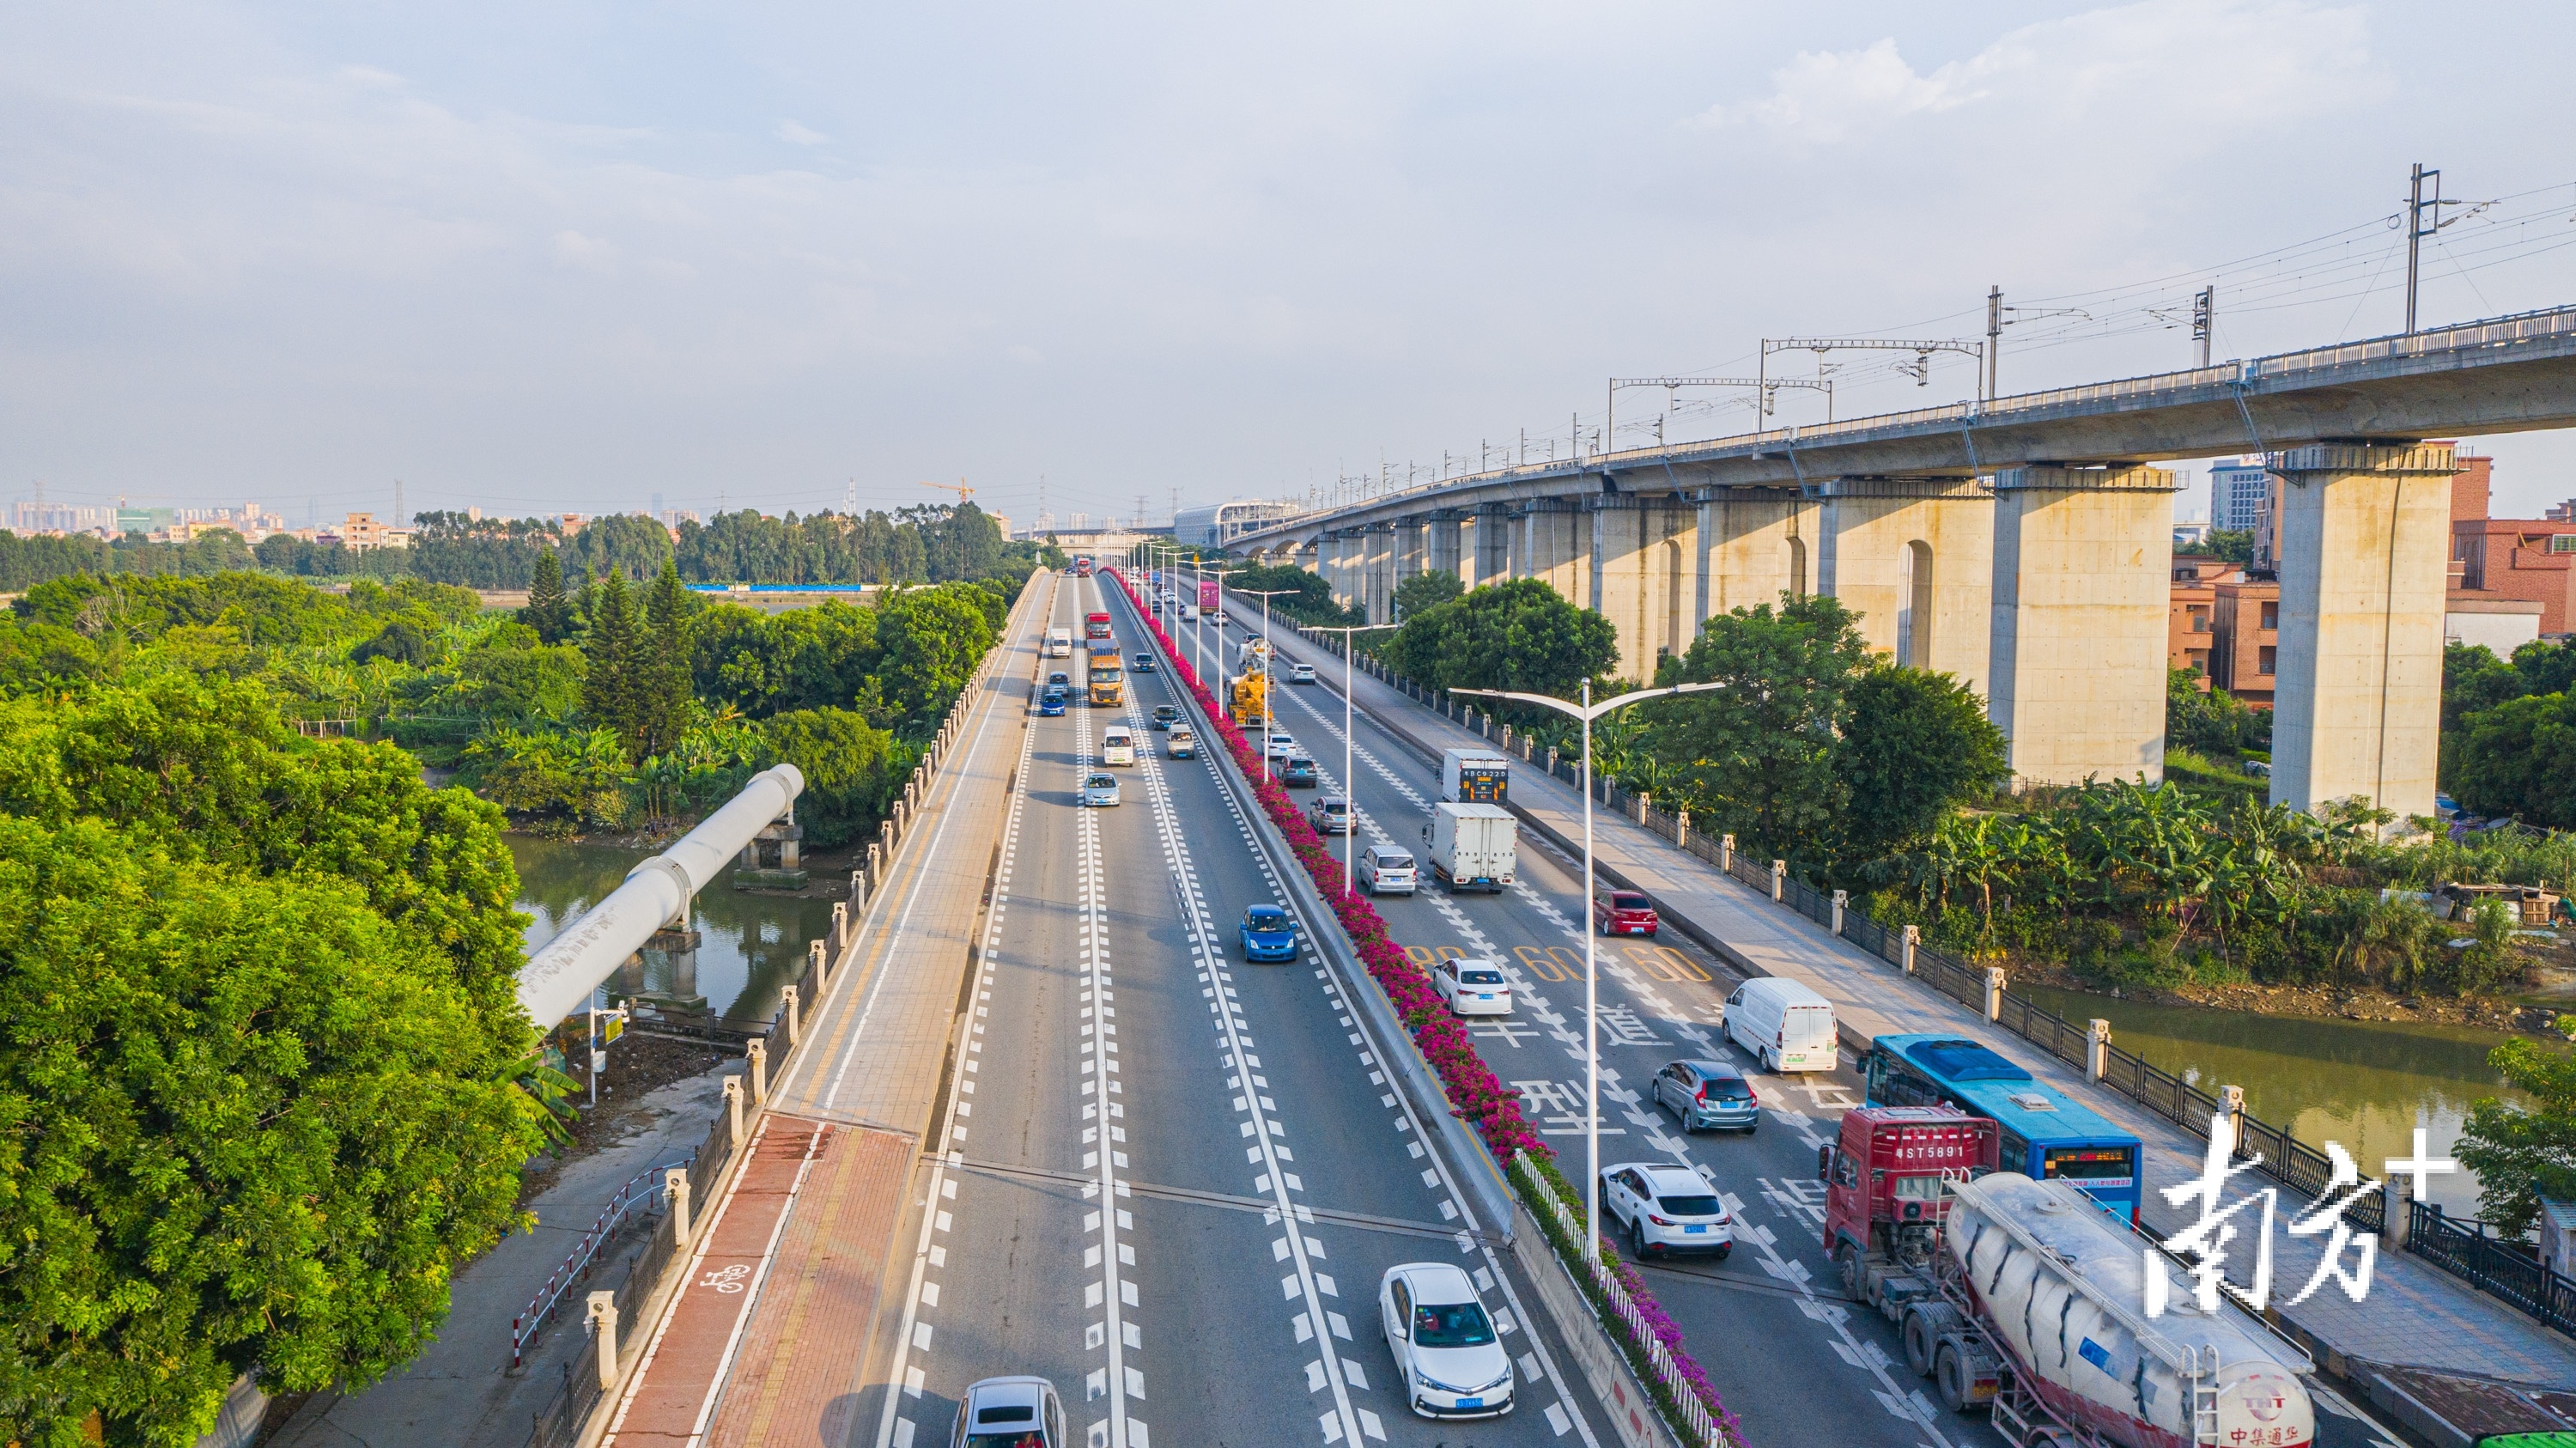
[1431,958,1511,1016]
[1379,1262,1514,1419]
[1358,845,1416,896]
[1599,1161,1734,1260]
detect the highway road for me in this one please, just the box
[866,573,1613,1448]
[1186,592,2409,1448]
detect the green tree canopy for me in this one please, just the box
[1222,563,1354,627]
[757,708,901,848]
[2455,1017,2576,1237]
[2449,689,2576,828]
[580,569,645,761]
[878,584,999,727]
[518,548,576,644]
[689,601,881,720]
[0,815,544,1445]
[1392,569,1462,623]
[1388,579,1617,703]
[1648,593,1869,861]
[1829,664,2010,862]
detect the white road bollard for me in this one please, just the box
[1984,967,2006,1022]
[1675,810,1690,849]
[1770,860,1785,902]
[1831,889,1847,934]
[2221,1084,2246,1158]
[1720,834,1735,872]
[747,1039,768,1102]
[2087,1019,2111,1080]
[723,1075,744,1143]
[782,984,801,1047]
[665,1168,693,1245]
[1902,924,1919,974]
[586,1292,619,1390]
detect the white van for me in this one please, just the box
[1722,977,1837,1074]
[1101,726,1136,766]
[1047,627,1073,658]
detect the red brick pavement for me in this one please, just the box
[703,1124,916,1448]
[604,1117,829,1446]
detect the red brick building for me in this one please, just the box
[2209,579,2280,708]
[2450,454,2576,637]
[2168,555,2243,685]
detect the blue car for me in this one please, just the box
[1039,690,1067,717]
[1240,905,1299,963]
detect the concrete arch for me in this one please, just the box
[1897,538,1935,667]
[1785,536,1808,599]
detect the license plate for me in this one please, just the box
[1685,1225,1707,1233]
[1456,1397,1482,1409]
[1477,994,1494,1001]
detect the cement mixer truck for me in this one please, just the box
[1823,1109,2315,1448]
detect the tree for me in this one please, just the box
[757,708,899,846]
[2167,667,2263,757]
[1650,593,1869,861]
[2455,1016,2576,1237]
[1392,569,1462,623]
[580,568,647,760]
[1388,579,1617,703]
[519,548,577,644]
[2449,690,2576,828]
[877,584,998,727]
[1223,563,1354,627]
[1830,665,2010,863]
[2201,528,2255,564]
[2513,637,2576,698]
[0,815,545,1445]
[635,561,695,759]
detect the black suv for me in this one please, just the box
[1279,756,1320,788]
[1151,704,1182,730]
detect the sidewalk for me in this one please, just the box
[1247,611,2576,1397]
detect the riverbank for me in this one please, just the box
[2008,953,2575,1037]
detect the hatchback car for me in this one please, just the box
[1151,704,1182,730]
[1379,1262,1514,1419]
[1279,756,1319,788]
[1266,733,1297,760]
[1594,889,1659,937]
[1432,958,1511,1016]
[1047,671,1071,690]
[1305,794,1351,834]
[1133,651,1157,672]
[1650,1059,1760,1134]
[1600,1161,1733,1260]
[1358,844,1417,896]
[1082,772,1121,807]
[951,1375,1065,1447]
[1037,690,1066,717]
[1289,662,1317,684]
[1167,726,1196,758]
[1239,905,1298,962]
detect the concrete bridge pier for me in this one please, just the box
[1323,531,1359,612]
[1814,477,1992,692]
[1393,518,1426,599]
[1693,488,1815,630]
[1425,514,1462,585]
[2269,442,2458,821]
[1593,494,1697,682]
[1363,523,1397,624]
[1474,503,1513,587]
[1520,502,1590,611]
[1986,465,2179,788]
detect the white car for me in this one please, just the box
[1599,1161,1734,1261]
[1379,1262,1514,1419]
[1358,844,1417,896]
[1289,662,1317,684]
[1266,732,1297,760]
[950,1376,1066,1447]
[1432,958,1511,1016]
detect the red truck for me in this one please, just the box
[1084,611,1112,642]
[1819,1105,1998,1319]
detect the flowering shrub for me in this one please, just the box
[1107,570,1739,1447]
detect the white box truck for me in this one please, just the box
[1440,748,1510,804]
[1424,802,1516,893]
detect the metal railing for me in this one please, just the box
[1510,1155,1735,1448]
[2409,1200,2576,1334]
[510,1155,693,1372]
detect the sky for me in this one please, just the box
[6,0,2576,532]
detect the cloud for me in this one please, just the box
[552,229,619,274]
[775,119,827,145]
[1696,37,1984,144]
[1005,344,1043,365]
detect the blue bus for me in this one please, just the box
[1861,1033,2143,1226]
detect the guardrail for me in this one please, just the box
[2409,1201,2576,1335]
[509,1155,694,1372]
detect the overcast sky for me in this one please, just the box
[6,0,2574,531]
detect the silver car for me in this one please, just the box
[1306,794,1351,835]
[950,1375,1065,1447]
[1651,1059,1760,1134]
[1082,772,1121,807]
[1358,844,1417,896]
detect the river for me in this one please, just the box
[509,834,835,1025]
[2016,983,2555,1221]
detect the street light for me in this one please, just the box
[1192,558,1242,693]
[1449,677,1722,1263]
[1231,586,1297,783]
[1312,620,1400,893]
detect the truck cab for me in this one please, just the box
[1819,1106,1998,1318]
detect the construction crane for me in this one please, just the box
[919,479,975,579]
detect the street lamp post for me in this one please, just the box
[1231,587,1297,783]
[1314,621,1400,893]
[1449,678,1722,1262]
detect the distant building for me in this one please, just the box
[2450,453,2575,637]
[2209,580,2280,709]
[1172,499,1304,549]
[2172,520,2212,551]
[335,513,410,551]
[2168,555,2242,684]
[2208,455,2269,532]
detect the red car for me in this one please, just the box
[1594,889,1658,937]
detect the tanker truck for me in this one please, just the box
[1826,1122,2316,1448]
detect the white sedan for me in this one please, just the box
[1266,732,1297,760]
[1431,958,1512,1016]
[1289,662,1317,684]
[1599,1161,1734,1260]
[1379,1262,1514,1419]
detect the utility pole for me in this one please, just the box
[2403,162,2467,334]
[2192,286,2215,367]
[1985,286,2002,399]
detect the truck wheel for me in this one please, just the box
[1901,1305,1950,1378]
[1834,1242,1862,1301]
[1934,1341,1978,1413]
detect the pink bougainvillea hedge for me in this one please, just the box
[1107,569,1741,1447]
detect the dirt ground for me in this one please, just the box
[2010,953,2575,1037]
[520,1032,734,1202]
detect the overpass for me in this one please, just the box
[1221,304,2576,818]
